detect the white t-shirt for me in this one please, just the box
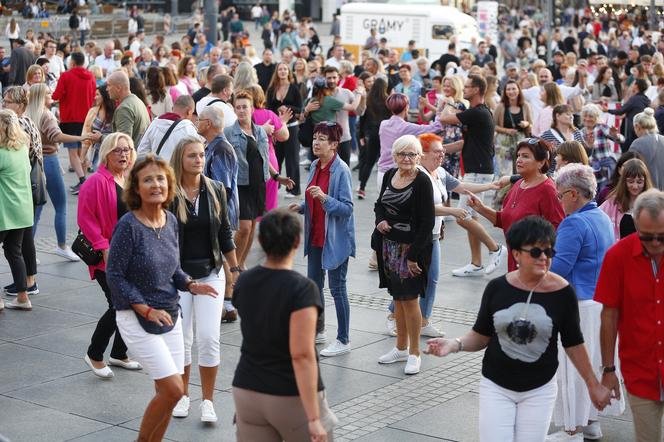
[196,96,237,128]
[251,6,262,19]
[48,54,66,79]
[419,165,460,237]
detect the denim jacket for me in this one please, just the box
[394,79,423,110]
[224,121,270,186]
[299,155,356,270]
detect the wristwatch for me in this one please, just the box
[601,365,616,374]
[230,266,242,273]
[272,172,280,181]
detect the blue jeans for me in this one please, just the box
[388,239,440,319]
[307,247,350,344]
[34,155,67,245]
[348,115,358,153]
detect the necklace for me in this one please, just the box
[510,178,542,208]
[515,270,547,320]
[138,211,164,239]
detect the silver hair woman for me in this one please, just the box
[630,108,664,190]
[547,163,623,439]
[233,61,258,91]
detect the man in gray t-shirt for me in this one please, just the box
[323,66,361,166]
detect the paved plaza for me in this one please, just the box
[0,148,641,442]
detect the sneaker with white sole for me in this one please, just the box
[378,347,409,364]
[545,431,583,441]
[582,421,602,440]
[315,331,327,344]
[320,340,351,357]
[4,298,32,311]
[172,395,190,418]
[0,297,4,311]
[54,246,81,262]
[5,283,39,296]
[404,355,421,375]
[200,399,217,423]
[299,158,312,166]
[420,322,445,338]
[385,314,397,336]
[452,263,484,277]
[485,244,507,274]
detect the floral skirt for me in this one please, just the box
[381,238,427,300]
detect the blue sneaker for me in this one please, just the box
[6,283,39,297]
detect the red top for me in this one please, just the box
[495,178,565,271]
[595,234,664,401]
[52,66,97,123]
[307,155,334,248]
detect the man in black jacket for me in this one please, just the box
[254,48,276,91]
[8,39,36,86]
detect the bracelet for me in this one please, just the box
[230,266,242,273]
[454,337,464,353]
[272,172,280,180]
[145,307,154,319]
[601,365,616,374]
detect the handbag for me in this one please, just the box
[181,258,214,280]
[298,117,314,147]
[135,306,180,335]
[30,156,47,206]
[71,230,103,265]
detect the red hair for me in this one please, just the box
[418,133,443,152]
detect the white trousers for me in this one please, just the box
[479,375,558,442]
[115,309,184,380]
[178,270,225,367]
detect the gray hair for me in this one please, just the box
[391,134,422,161]
[199,105,224,130]
[633,108,658,134]
[339,60,354,75]
[581,103,601,120]
[634,189,664,225]
[554,163,597,200]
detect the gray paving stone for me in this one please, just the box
[0,305,95,342]
[354,427,450,441]
[16,323,98,359]
[0,395,109,442]
[28,284,107,318]
[66,426,141,442]
[319,364,398,406]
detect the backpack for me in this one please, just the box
[69,14,79,29]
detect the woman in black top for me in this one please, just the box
[267,62,303,197]
[168,136,240,423]
[232,208,337,442]
[425,216,610,441]
[373,134,434,376]
[358,77,390,198]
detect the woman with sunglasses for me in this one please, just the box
[425,216,611,441]
[546,163,620,440]
[600,158,654,241]
[468,138,565,271]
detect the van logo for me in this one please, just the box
[362,18,407,34]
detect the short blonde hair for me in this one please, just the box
[0,109,29,150]
[99,132,136,166]
[391,134,422,161]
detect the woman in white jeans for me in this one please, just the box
[169,136,240,423]
[425,216,611,441]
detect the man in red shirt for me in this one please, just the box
[595,189,664,442]
[52,51,96,195]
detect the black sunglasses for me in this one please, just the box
[518,247,555,259]
[639,234,664,243]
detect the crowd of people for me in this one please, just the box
[1,3,664,442]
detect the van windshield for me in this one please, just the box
[432,24,454,40]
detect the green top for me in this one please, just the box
[310,96,344,124]
[0,145,33,231]
[112,94,150,147]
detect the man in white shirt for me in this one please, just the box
[196,74,237,128]
[137,95,201,161]
[251,4,262,29]
[522,67,588,114]
[94,41,119,77]
[44,40,65,79]
[325,45,344,70]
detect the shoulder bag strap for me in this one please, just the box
[155,119,182,156]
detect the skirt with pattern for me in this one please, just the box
[381,238,427,300]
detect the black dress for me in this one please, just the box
[237,135,266,220]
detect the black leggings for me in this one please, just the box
[359,131,381,191]
[87,270,128,361]
[22,225,37,276]
[0,228,28,292]
[338,141,351,167]
[275,125,301,195]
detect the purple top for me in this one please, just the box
[377,116,443,173]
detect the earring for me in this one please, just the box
[516,262,520,268]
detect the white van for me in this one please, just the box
[339,2,480,62]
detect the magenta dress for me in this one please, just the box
[252,108,282,213]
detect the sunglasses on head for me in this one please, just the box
[518,247,555,259]
[639,234,664,243]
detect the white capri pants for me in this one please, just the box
[479,375,558,442]
[178,270,225,367]
[115,309,184,380]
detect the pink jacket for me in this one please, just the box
[599,197,625,242]
[77,164,120,279]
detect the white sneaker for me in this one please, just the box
[378,347,409,364]
[284,193,297,199]
[385,314,397,336]
[299,158,312,166]
[582,421,602,440]
[200,399,217,423]
[54,246,80,262]
[172,395,190,418]
[404,355,421,375]
[320,340,351,357]
[315,331,327,344]
[452,263,484,277]
[421,322,445,338]
[350,153,358,163]
[0,297,4,311]
[545,431,583,441]
[485,244,507,274]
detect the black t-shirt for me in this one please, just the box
[232,267,324,396]
[255,62,276,91]
[192,86,211,109]
[473,276,584,392]
[456,104,495,174]
[180,190,214,264]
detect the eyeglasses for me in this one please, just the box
[518,247,556,259]
[556,189,573,200]
[396,152,419,159]
[639,234,664,243]
[111,147,133,155]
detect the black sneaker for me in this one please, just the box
[70,182,82,195]
[3,282,15,293]
[6,283,40,296]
